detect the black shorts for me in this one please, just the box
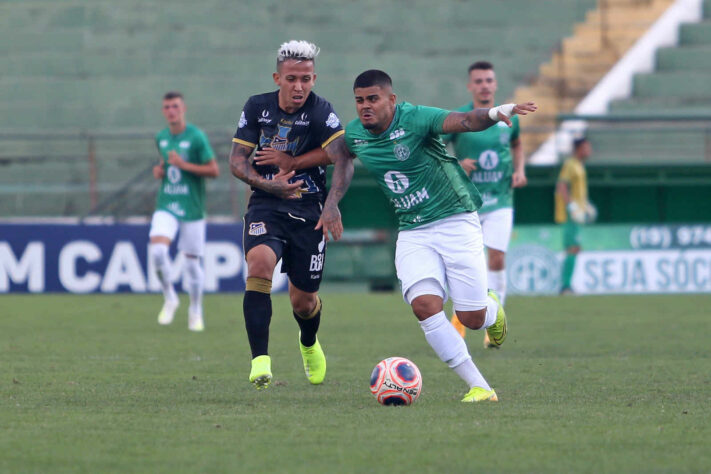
[243,206,326,293]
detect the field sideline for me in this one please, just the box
[1,293,710,473]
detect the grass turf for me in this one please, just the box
[1,293,710,473]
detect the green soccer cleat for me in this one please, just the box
[299,335,326,385]
[461,386,498,403]
[485,290,507,348]
[249,355,272,390]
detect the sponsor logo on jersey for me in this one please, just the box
[389,128,405,140]
[393,143,410,161]
[238,111,247,128]
[384,171,410,194]
[258,110,272,124]
[159,139,168,148]
[481,191,498,207]
[167,165,182,184]
[295,112,310,126]
[391,187,430,210]
[353,139,367,146]
[167,202,185,217]
[478,150,499,170]
[248,222,267,236]
[179,141,190,149]
[326,112,340,129]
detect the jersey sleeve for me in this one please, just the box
[511,115,520,142]
[557,160,573,183]
[313,101,345,149]
[196,130,215,163]
[409,105,450,135]
[232,97,259,149]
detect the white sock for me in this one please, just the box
[482,295,499,329]
[149,243,177,303]
[488,269,507,305]
[418,311,490,389]
[185,256,204,315]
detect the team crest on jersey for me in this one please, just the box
[326,112,340,129]
[259,124,300,153]
[159,139,168,148]
[238,111,247,128]
[393,143,410,161]
[248,222,267,236]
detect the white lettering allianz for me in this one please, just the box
[0,242,44,292]
[0,240,247,293]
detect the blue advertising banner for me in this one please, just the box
[0,223,290,293]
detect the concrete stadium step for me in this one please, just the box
[656,46,711,71]
[609,97,711,114]
[587,128,708,164]
[633,72,711,99]
[679,21,711,46]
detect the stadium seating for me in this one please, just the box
[0,0,597,218]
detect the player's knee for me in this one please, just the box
[411,296,443,320]
[488,250,505,271]
[246,259,275,280]
[149,243,169,265]
[292,293,319,318]
[457,309,486,330]
[184,255,202,279]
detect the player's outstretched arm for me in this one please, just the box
[442,102,538,133]
[253,146,331,172]
[316,136,355,241]
[229,142,303,199]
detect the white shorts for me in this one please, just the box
[149,210,206,257]
[395,212,488,311]
[479,207,513,252]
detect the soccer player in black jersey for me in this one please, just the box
[229,40,352,390]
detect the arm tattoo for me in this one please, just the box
[443,108,496,134]
[323,137,355,208]
[229,143,260,187]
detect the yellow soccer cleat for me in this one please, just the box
[461,386,498,403]
[249,355,272,390]
[450,313,467,339]
[157,299,179,325]
[485,290,507,348]
[299,335,326,385]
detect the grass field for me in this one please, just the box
[1,292,710,473]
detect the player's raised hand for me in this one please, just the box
[513,102,537,116]
[267,169,304,199]
[167,150,187,169]
[315,203,343,242]
[152,161,165,179]
[254,147,295,172]
[460,158,477,174]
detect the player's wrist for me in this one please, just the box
[488,104,515,121]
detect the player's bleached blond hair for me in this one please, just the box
[277,40,320,68]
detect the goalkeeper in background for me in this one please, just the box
[555,136,594,294]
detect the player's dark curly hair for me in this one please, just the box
[353,70,392,90]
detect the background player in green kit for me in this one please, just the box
[150,91,219,331]
[320,70,537,402]
[445,61,527,346]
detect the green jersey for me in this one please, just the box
[443,103,519,213]
[344,102,482,230]
[154,123,215,221]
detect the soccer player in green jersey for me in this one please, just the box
[555,137,595,294]
[445,61,527,346]
[150,91,219,331]
[320,70,537,402]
